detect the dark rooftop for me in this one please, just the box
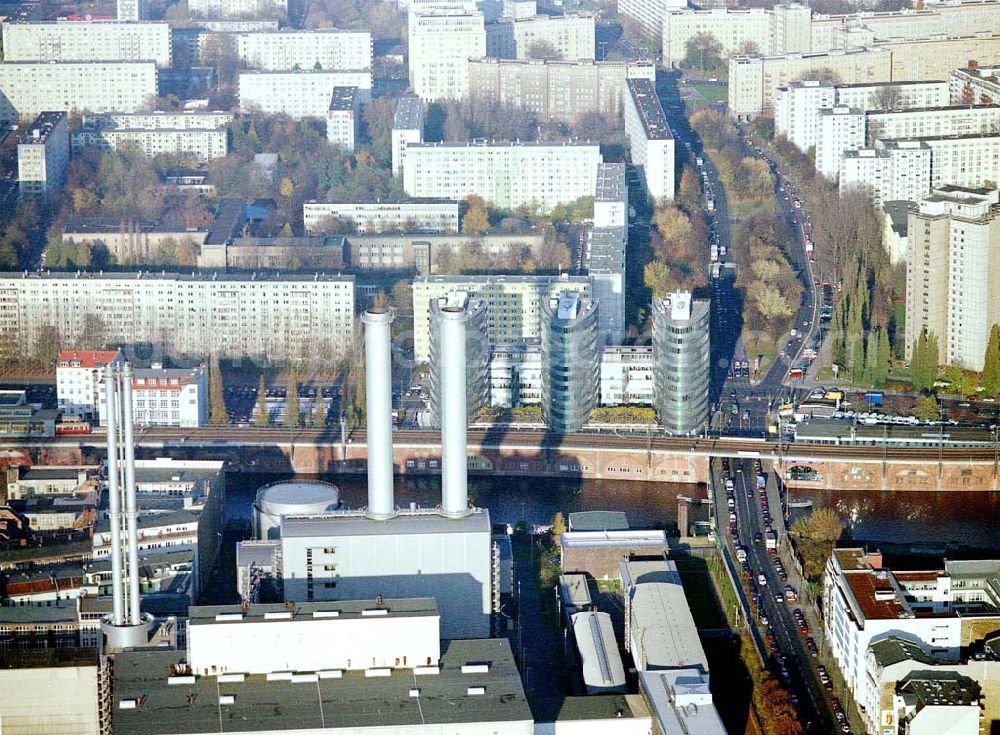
[627,79,672,140]
[19,111,66,145]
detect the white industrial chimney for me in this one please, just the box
[363,306,395,519]
[100,362,153,650]
[438,307,469,517]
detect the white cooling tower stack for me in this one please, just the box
[363,307,396,519]
[101,362,154,650]
[438,306,470,517]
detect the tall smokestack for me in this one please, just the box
[121,363,141,624]
[363,305,395,519]
[104,365,125,626]
[439,307,469,517]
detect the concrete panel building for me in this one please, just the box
[467,57,655,124]
[235,28,372,70]
[775,80,837,152]
[815,106,865,179]
[624,78,675,202]
[238,70,372,118]
[865,104,1000,143]
[0,272,355,364]
[920,132,1000,190]
[840,140,931,204]
[880,34,1000,87]
[835,80,951,111]
[304,199,460,234]
[344,232,545,272]
[95,364,208,428]
[541,291,600,432]
[587,226,627,346]
[1,21,171,66]
[486,13,596,61]
[188,0,288,19]
[728,48,893,119]
[71,127,228,161]
[392,96,424,177]
[952,66,1000,105]
[0,62,158,123]
[326,86,360,151]
[905,185,1000,370]
[17,112,69,196]
[401,140,602,212]
[412,274,591,361]
[652,291,710,435]
[81,111,234,131]
[618,0,688,40]
[408,8,486,101]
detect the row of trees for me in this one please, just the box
[643,198,710,299]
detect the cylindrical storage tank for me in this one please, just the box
[363,306,395,519]
[439,306,469,517]
[253,481,341,540]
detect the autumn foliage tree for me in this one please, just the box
[791,507,843,581]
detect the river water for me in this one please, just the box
[224,473,1000,554]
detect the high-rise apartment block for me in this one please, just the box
[840,140,931,204]
[17,112,69,196]
[624,79,675,203]
[865,104,1000,142]
[652,292,710,435]
[541,291,600,432]
[775,81,837,152]
[952,66,1000,105]
[72,128,228,161]
[401,141,602,213]
[905,185,1000,371]
[392,96,424,177]
[1,22,171,66]
[588,165,628,346]
[304,200,460,234]
[235,29,372,70]
[326,86,361,151]
[238,70,372,118]
[815,106,865,179]
[0,62,158,123]
[467,57,655,124]
[617,0,688,40]
[486,13,596,61]
[408,8,486,101]
[188,0,288,19]
[0,272,355,364]
[428,292,490,425]
[118,0,148,20]
[412,274,591,362]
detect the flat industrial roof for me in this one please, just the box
[188,598,439,626]
[572,611,626,692]
[559,574,593,609]
[628,560,709,673]
[111,639,532,734]
[279,507,491,538]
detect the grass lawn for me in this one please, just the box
[687,82,729,106]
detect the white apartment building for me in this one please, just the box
[17,112,69,196]
[816,106,865,179]
[71,128,228,161]
[412,274,591,361]
[624,79,675,203]
[486,13,596,61]
[594,162,627,229]
[188,0,287,19]
[503,0,536,20]
[408,8,486,101]
[775,81,836,152]
[866,104,1000,143]
[56,349,125,420]
[326,86,360,151]
[392,96,424,177]
[235,29,372,71]
[952,66,1000,105]
[835,80,951,111]
[467,57,655,124]
[823,548,1000,719]
[840,140,931,204]
[238,70,372,118]
[0,62,158,123]
[95,364,208,428]
[81,111,234,130]
[920,133,1000,190]
[0,272,356,364]
[1,22,171,67]
[401,141,602,213]
[618,0,688,40]
[600,346,654,405]
[118,0,148,20]
[905,185,1000,370]
[587,227,626,346]
[304,200,460,234]
[662,5,811,67]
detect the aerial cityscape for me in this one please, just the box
[0,0,999,731]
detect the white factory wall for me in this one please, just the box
[0,665,99,735]
[186,614,441,675]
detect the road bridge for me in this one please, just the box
[5,427,999,491]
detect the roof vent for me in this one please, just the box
[214,613,243,622]
[119,699,138,710]
[467,686,486,696]
[414,666,440,676]
[365,668,392,678]
[291,673,319,683]
[264,611,292,620]
[168,675,196,685]
[313,610,340,618]
[218,674,245,683]
[266,672,293,682]
[461,663,490,674]
[409,688,421,697]
[318,670,343,679]
[218,695,235,705]
[362,608,389,616]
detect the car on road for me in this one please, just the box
[757,574,767,586]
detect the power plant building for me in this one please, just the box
[652,291,710,435]
[541,291,600,432]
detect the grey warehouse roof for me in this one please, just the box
[279,507,491,538]
[111,639,532,734]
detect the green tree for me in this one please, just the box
[981,324,1000,396]
[913,394,940,422]
[875,327,891,388]
[284,377,300,427]
[910,329,939,393]
[208,354,228,425]
[255,374,270,427]
[526,39,562,60]
[461,195,490,234]
[683,32,724,71]
[551,512,567,537]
